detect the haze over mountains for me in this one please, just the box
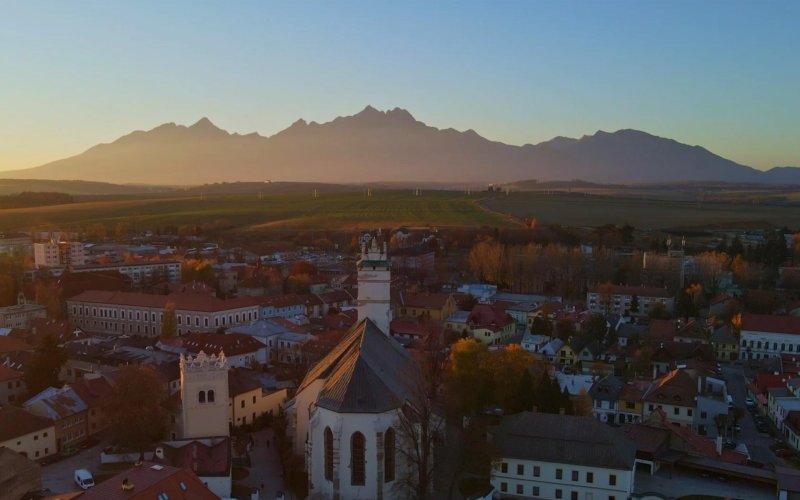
[5,106,799,185]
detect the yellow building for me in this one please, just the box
[396,292,457,321]
[0,406,57,460]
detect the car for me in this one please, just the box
[745,397,756,407]
[775,449,799,458]
[38,454,62,466]
[74,469,95,490]
[723,441,737,450]
[60,447,79,458]
[734,424,742,432]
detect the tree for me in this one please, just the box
[0,274,17,306]
[531,316,553,336]
[485,345,534,411]
[457,293,478,312]
[24,334,68,394]
[648,302,670,319]
[630,295,640,314]
[507,368,536,414]
[102,364,169,453]
[445,339,492,416]
[161,302,177,340]
[573,388,593,416]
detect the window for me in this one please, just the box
[533,465,541,477]
[701,411,707,419]
[198,391,206,403]
[500,483,508,492]
[587,472,594,483]
[517,464,524,475]
[208,390,215,403]
[673,407,679,415]
[609,474,617,486]
[384,427,395,482]
[324,427,333,481]
[532,486,540,496]
[253,396,256,404]
[556,469,563,479]
[572,470,578,481]
[351,432,365,485]
[626,401,636,409]
[501,462,508,473]
[516,484,524,494]
[687,409,693,417]
[556,489,563,499]
[571,492,578,500]
[34,435,38,441]
[241,400,245,408]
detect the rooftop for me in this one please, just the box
[75,462,219,500]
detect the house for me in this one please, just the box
[710,325,739,361]
[673,320,710,344]
[0,406,57,460]
[74,461,220,499]
[154,437,231,496]
[0,303,47,329]
[0,447,42,500]
[616,323,647,347]
[520,333,551,355]
[0,364,26,405]
[490,412,636,500]
[587,285,674,317]
[227,368,287,428]
[618,381,647,424]
[258,294,309,319]
[24,318,90,347]
[182,332,267,368]
[650,341,714,376]
[589,375,625,424]
[505,302,540,331]
[444,310,470,336]
[541,338,565,363]
[740,313,800,361]
[389,244,435,273]
[23,385,89,451]
[467,304,516,345]
[395,291,456,321]
[71,374,115,436]
[555,342,578,367]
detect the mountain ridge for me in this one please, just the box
[4,106,798,185]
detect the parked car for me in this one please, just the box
[723,441,737,450]
[745,397,756,407]
[74,469,95,490]
[60,447,79,458]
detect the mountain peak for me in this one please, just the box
[189,117,218,129]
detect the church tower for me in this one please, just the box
[180,351,230,439]
[357,237,391,334]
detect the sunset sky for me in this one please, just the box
[1,1,798,171]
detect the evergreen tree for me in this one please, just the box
[24,334,67,394]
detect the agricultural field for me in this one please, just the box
[0,190,516,232]
[482,192,800,230]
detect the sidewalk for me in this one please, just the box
[236,428,289,500]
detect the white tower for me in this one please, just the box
[357,237,392,334]
[180,351,230,439]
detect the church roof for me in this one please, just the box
[299,318,416,414]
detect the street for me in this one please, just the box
[236,428,288,500]
[40,439,107,494]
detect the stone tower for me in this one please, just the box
[357,237,391,334]
[180,351,230,439]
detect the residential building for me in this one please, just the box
[711,325,739,361]
[0,365,25,405]
[467,304,515,345]
[590,375,625,424]
[154,438,231,497]
[67,290,260,337]
[23,386,88,451]
[0,406,57,460]
[490,412,636,500]
[0,303,46,329]
[34,240,86,268]
[228,368,287,428]
[76,462,219,499]
[444,310,470,336]
[258,294,309,319]
[740,314,800,361]
[71,260,181,285]
[389,244,435,273]
[587,285,674,317]
[520,333,550,355]
[71,374,114,436]
[395,291,457,321]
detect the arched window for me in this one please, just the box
[384,427,395,482]
[351,432,365,486]
[198,391,206,403]
[324,427,333,481]
[208,390,215,403]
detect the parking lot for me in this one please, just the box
[40,438,107,494]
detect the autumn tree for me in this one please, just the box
[161,302,177,340]
[24,334,68,394]
[445,339,492,416]
[102,364,169,453]
[0,274,17,306]
[485,345,534,411]
[573,388,593,416]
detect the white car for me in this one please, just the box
[74,469,95,490]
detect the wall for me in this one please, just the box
[0,427,57,460]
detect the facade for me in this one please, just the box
[34,240,86,268]
[356,239,392,334]
[490,412,636,500]
[590,375,625,424]
[0,406,57,460]
[587,285,674,317]
[67,290,260,337]
[0,303,47,329]
[183,332,267,368]
[710,325,739,361]
[467,304,516,345]
[740,313,800,361]
[395,291,457,321]
[71,260,181,285]
[180,351,230,440]
[0,365,26,405]
[23,386,88,451]
[228,368,287,428]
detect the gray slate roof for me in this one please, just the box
[589,375,625,402]
[491,412,636,470]
[299,318,416,414]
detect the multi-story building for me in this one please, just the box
[590,375,625,424]
[490,412,636,500]
[24,386,88,451]
[71,260,181,286]
[395,291,457,321]
[587,285,674,317]
[0,365,26,405]
[67,290,260,337]
[467,304,516,345]
[33,240,86,268]
[740,313,800,361]
[0,303,46,329]
[710,325,739,361]
[0,406,57,460]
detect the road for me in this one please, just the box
[237,428,287,500]
[40,439,107,494]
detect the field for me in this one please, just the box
[481,192,800,230]
[0,190,515,232]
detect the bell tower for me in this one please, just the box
[180,351,230,438]
[357,237,392,334]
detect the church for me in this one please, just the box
[287,238,424,499]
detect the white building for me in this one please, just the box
[490,412,636,500]
[34,240,86,268]
[587,285,674,317]
[0,303,46,329]
[286,238,423,500]
[71,260,181,285]
[740,313,800,361]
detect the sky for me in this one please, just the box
[1,1,798,171]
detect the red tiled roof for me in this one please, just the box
[644,369,697,406]
[77,462,219,499]
[754,373,786,393]
[71,376,114,409]
[67,289,259,313]
[0,406,53,442]
[468,304,514,331]
[590,285,672,298]
[0,336,34,354]
[742,313,800,335]
[27,318,89,344]
[260,294,313,308]
[390,319,443,339]
[183,332,263,356]
[398,292,453,310]
[0,364,23,382]
[156,438,231,477]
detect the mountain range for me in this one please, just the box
[4,106,799,185]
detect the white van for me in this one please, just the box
[74,469,95,489]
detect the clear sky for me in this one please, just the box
[1,0,798,171]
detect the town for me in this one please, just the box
[0,220,798,500]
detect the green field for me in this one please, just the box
[0,190,515,232]
[482,192,800,230]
